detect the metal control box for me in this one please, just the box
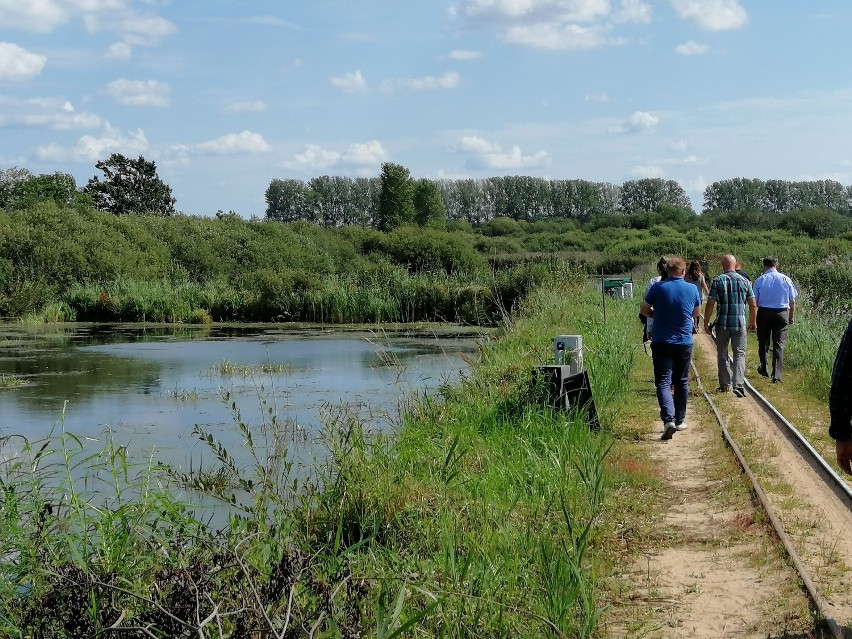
[553,334,583,375]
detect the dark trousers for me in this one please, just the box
[757,307,789,381]
[651,342,693,425]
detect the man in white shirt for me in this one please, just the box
[753,256,798,383]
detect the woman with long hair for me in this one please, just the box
[685,260,710,332]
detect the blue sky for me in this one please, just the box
[2,1,852,217]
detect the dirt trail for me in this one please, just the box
[602,333,820,638]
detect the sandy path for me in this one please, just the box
[602,335,815,637]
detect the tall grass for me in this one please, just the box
[307,268,637,636]
[55,267,537,326]
[784,310,848,400]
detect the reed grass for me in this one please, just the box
[209,358,290,377]
[785,310,847,400]
[0,373,26,388]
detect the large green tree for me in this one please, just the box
[376,162,414,231]
[620,178,693,214]
[84,154,176,216]
[0,167,32,209]
[412,178,446,226]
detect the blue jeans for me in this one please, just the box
[650,342,693,425]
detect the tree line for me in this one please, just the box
[265,166,694,228]
[3,154,852,226]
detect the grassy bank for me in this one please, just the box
[0,269,639,637]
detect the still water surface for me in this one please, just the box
[0,323,480,472]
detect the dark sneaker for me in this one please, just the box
[661,422,677,440]
[756,366,769,378]
[733,387,746,397]
[716,385,732,393]
[771,378,781,384]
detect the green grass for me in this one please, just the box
[209,358,290,376]
[0,373,26,388]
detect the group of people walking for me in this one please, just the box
[640,255,798,441]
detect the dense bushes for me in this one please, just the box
[2,201,851,322]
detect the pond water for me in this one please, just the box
[0,323,482,475]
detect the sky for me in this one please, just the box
[3,1,852,217]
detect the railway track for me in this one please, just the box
[694,333,852,638]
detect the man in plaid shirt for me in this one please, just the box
[830,318,852,473]
[704,254,757,397]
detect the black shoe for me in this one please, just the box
[733,387,746,397]
[716,385,732,393]
[756,366,769,378]
[661,422,677,440]
[771,378,781,384]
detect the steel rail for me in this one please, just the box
[693,344,847,638]
[741,375,852,510]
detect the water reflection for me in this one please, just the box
[0,323,481,473]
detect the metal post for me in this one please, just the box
[600,268,606,322]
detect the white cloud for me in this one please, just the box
[0,0,177,48]
[681,175,708,196]
[504,23,616,50]
[630,164,666,178]
[196,131,271,154]
[609,110,659,133]
[0,42,47,81]
[223,101,268,113]
[36,126,149,163]
[239,15,298,28]
[161,143,191,166]
[675,40,709,55]
[340,140,388,167]
[104,41,131,59]
[450,0,640,50]
[381,71,460,92]
[0,96,104,129]
[614,0,652,24]
[104,78,171,107]
[330,70,367,93]
[451,0,611,25]
[84,10,176,43]
[446,49,482,60]
[585,91,611,102]
[670,0,747,31]
[289,145,341,170]
[453,135,551,170]
[24,110,103,130]
[0,0,71,33]
[285,140,389,172]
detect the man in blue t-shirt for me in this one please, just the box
[640,256,702,440]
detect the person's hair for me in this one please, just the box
[656,256,669,278]
[666,256,686,275]
[763,256,779,268]
[687,260,702,278]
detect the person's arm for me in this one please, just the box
[788,298,796,325]
[747,298,757,331]
[701,277,710,296]
[703,299,716,332]
[640,301,653,318]
[829,320,852,472]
